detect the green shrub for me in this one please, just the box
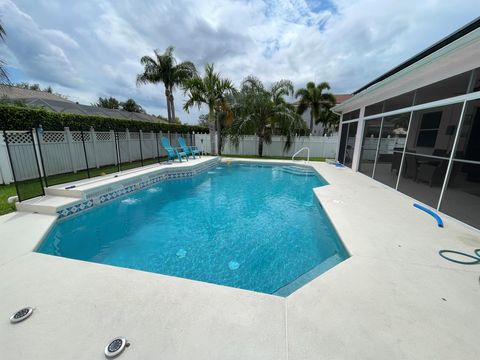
[0,104,208,133]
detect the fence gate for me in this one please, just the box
[2,130,45,201]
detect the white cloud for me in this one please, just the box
[0,0,478,123]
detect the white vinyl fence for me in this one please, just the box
[361,136,406,161]
[0,129,338,185]
[218,134,338,159]
[0,128,200,184]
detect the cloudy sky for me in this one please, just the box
[0,0,477,123]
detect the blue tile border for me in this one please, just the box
[57,158,219,219]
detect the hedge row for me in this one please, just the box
[0,105,208,133]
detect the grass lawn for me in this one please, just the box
[0,183,17,215]
[221,154,329,162]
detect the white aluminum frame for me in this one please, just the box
[339,69,480,221]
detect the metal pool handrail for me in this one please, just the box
[292,147,310,163]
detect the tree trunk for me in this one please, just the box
[215,112,222,155]
[310,109,313,133]
[208,106,217,155]
[258,136,264,157]
[169,87,176,122]
[165,88,172,123]
[208,106,218,155]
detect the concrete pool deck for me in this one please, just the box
[0,157,479,359]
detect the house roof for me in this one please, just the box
[293,94,352,106]
[334,94,353,104]
[0,84,74,102]
[0,85,167,124]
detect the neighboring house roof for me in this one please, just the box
[353,16,480,95]
[334,94,353,104]
[0,84,73,102]
[0,85,167,124]
[293,94,353,106]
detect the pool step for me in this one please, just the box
[280,166,316,176]
[16,195,78,215]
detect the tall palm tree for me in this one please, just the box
[295,81,336,132]
[137,46,197,123]
[183,64,236,155]
[230,76,304,157]
[0,21,10,84]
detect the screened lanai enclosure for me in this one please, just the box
[337,67,480,230]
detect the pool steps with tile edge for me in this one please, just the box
[16,158,220,217]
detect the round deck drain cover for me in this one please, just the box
[10,307,34,323]
[105,337,128,358]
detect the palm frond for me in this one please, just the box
[296,100,309,115]
[294,88,310,99]
[316,81,331,91]
[0,23,6,41]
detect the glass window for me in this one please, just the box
[470,68,480,93]
[414,71,471,105]
[343,109,360,121]
[365,101,383,117]
[397,154,449,208]
[338,123,348,163]
[440,161,480,229]
[383,91,415,112]
[373,112,411,188]
[358,118,382,177]
[344,122,358,168]
[405,103,463,157]
[454,99,480,162]
[439,99,480,229]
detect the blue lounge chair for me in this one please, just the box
[161,137,188,162]
[178,137,201,159]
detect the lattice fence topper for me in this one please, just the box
[71,132,91,142]
[129,132,140,139]
[96,132,112,141]
[117,132,127,140]
[5,131,33,144]
[42,131,66,143]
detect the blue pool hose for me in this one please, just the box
[413,203,444,228]
[438,249,480,265]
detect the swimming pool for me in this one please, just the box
[37,162,348,296]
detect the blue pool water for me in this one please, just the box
[37,162,348,295]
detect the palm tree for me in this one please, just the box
[183,64,236,155]
[295,81,336,133]
[120,98,145,113]
[137,46,197,123]
[230,76,304,157]
[1,21,10,84]
[94,96,120,109]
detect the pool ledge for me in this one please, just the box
[16,157,219,218]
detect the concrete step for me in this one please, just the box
[280,166,316,176]
[44,187,83,198]
[16,195,78,215]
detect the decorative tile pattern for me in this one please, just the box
[58,199,94,219]
[57,158,219,219]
